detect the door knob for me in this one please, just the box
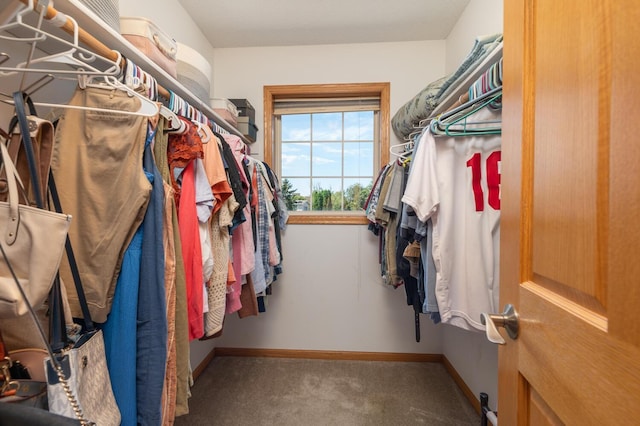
[480,304,519,345]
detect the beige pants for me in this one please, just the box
[51,86,151,323]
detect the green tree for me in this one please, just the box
[312,187,333,210]
[281,178,298,210]
[331,191,343,211]
[344,182,373,211]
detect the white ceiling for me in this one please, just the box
[179,0,471,48]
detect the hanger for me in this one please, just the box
[166,90,210,141]
[124,58,160,103]
[159,105,184,133]
[0,0,46,44]
[390,131,419,162]
[191,119,209,143]
[432,88,502,136]
[1,73,159,117]
[0,8,120,79]
[390,142,412,162]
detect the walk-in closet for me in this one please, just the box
[0,0,638,425]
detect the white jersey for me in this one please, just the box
[402,109,501,331]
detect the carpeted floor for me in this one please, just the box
[175,356,479,425]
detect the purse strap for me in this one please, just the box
[0,142,89,423]
[11,91,43,209]
[48,171,95,333]
[13,92,95,336]
[0,240,90,425]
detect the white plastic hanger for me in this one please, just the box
[160,105,185,133]
[0,0,46,44]
[389,139,414,162]
[1,72,159,117]
[0,5,120,78]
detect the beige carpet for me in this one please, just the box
[175,356,479,425]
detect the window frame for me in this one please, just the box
[264,83,390,225]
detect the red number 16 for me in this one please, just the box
[466,151,501,212]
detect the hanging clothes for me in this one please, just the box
[102,228,143,426]
[168,118,205,340]
[199,127,236,335]
[51,86,151,322]
[402,106,502,331]
[136,126,168,425]
[153,118,179,426]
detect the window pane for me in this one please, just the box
[281,142,311,176]
[343,178,373,211]
[312,142,342,177]
[282,114,311,141]
[312,113,342,141]
[343,142,373,177]
[275,93,382,215]
[311,178,343,211]
[344,111,374,140]
[280,178,310,211]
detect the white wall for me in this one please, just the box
[217,226,442,353]
[211,40,447,355]
[441,0,504,407]
[445,0,504,74]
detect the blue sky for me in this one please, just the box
[281,112,374,196]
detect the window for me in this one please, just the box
[264,83,390,225]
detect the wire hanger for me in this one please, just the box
[431,87,502,137]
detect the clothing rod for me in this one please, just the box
[18,0,169,99]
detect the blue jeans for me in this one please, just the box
[136,130,168,425]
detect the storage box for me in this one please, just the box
[229,99,255,122]
[176,42,212,101]
[120,17,177,78]
[210,98,238,127]
[237,116,258,142]
[80,0,120,32]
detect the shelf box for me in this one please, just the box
[237,117,258,142]
[229,99,256,122]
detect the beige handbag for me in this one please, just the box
[0,137,72,318]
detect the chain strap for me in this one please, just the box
[0,240,92,425]
[51,360,93,426]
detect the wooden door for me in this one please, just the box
[500,0,640,424]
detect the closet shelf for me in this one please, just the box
[429,42,503,119]
[19,0,252,144]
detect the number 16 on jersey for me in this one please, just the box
[466,151,501,212]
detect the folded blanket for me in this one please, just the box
[391,33,503,140]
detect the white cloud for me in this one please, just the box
[284,129,311,141]
[344,124,374,140]
[282,153,310,165]
[313,156,336,165]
